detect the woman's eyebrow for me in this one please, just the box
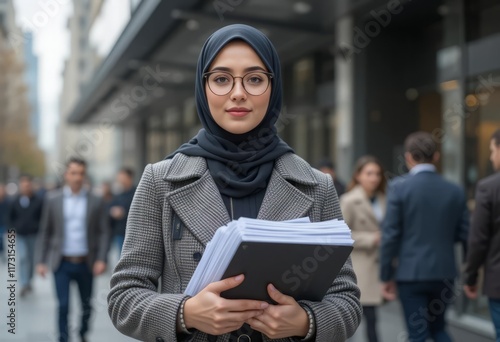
[209,66,267,73]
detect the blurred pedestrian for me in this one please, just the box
[108,24,361,342]
[0,183,8,260]
[6,175,43,297]
[340,156,386,342]
[109,168,135,256]
[100,181,113,204]
[35,157,111,342]
[318,158,346,196]
[380,131,469,342]
[463,128,500,342]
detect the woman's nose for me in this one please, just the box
[230,79,247,101]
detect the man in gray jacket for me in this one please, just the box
[464,129,500,341]
[36,157,111,342]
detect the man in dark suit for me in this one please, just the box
[36,157,111,342]
[380,131,469,342]
[463,128,500,341]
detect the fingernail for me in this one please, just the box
[235,275,243,282]
[269,284,276,292]
[261,302,269,309]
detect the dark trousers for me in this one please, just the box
[54,260,93,342]
[363,305,379,342]
[397,280,454,342]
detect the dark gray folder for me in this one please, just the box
[221,241,353,303]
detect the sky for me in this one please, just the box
[12,0,72,151]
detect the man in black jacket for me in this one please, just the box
[7,174,43,296]
[109,168,136,257]
[464,128,500,341]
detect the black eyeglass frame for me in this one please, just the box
[203,71,274,96]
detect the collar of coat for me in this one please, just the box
[162,152,318,186]
[160,153,320,246]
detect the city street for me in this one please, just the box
[0,253,495,342]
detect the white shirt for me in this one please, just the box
[62,186,88,256]
[410,163,436,175]
[19,196,30,208]
[370,196,385,224]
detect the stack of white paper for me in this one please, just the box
[184,217,354,297]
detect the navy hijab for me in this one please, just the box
[167,24,293,197]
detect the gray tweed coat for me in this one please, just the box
[108,153,361,342]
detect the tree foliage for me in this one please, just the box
[0,31,45,181]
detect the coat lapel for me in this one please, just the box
[163,153,319,246]
[258,153,317,221]
[164,155,230,247]
[257,169,314,221]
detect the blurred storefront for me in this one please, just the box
[67,0,500,339]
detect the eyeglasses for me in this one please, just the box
[203,71,273,96]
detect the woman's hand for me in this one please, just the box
[183,275,269,335]
[246,284,309,339]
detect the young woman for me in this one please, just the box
[340,156,387,342]
[108,24,361,342]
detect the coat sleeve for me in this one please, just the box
[463,181,491,286]
[297,174,361,342]
[380,180,403,282]
[107,164,187,342]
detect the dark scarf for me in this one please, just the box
[166,24,293,197]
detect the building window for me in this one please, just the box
[466,0,500,41]
[292,58,315,104]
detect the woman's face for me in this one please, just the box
[205,40,271,135]
[356,162,382,195]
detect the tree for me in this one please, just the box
[0,29,45,182]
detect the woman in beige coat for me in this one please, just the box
[340,156,387,342]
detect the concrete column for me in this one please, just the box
[438,0,466,184]
[334,15,355,183]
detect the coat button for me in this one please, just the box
[155,338,164,342]
[193,252,202,262]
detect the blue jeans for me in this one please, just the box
[17,234,37,288]
[397,280,455,342]
[363,305,379,342]
[490,298,500,342]
[114,234,125,257]
[54,260,93,342]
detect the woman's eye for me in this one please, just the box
[213,75,230,84]
[246,75,264,84]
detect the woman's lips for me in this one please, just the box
[226,108,251,117]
